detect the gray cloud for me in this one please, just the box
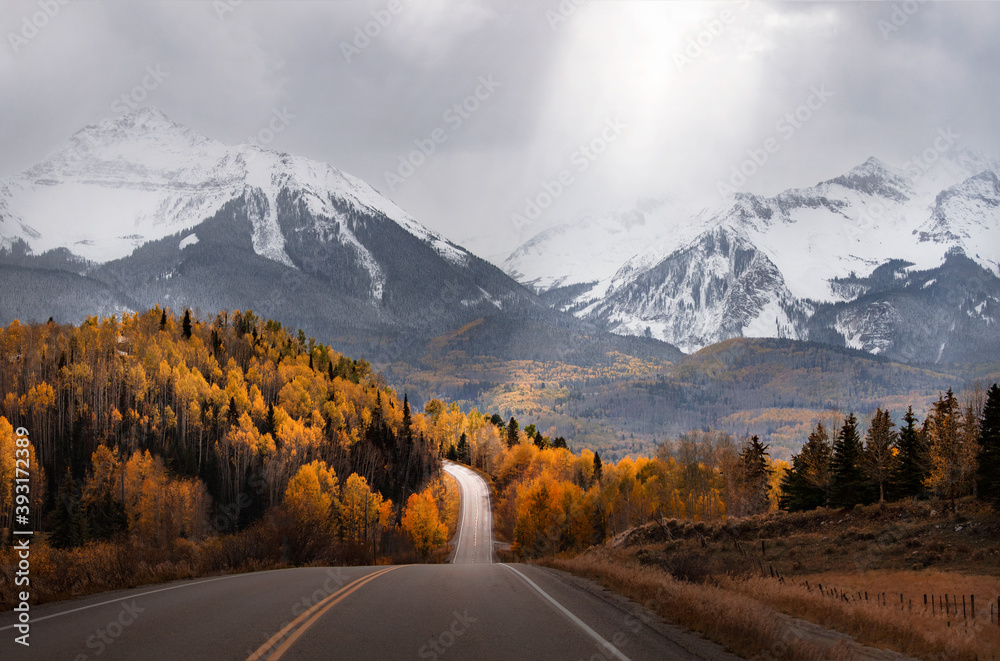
[2,0,997,258]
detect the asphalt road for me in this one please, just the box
[442,461,494,564]
[1,464,741,660]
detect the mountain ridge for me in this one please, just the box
[502,148,1000,364]
[0,108,683,367]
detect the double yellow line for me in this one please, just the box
[247,566,402,661]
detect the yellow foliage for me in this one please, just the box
[401,488,447,559]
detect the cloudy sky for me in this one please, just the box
[2,0,998,259]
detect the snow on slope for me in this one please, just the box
[502,198,705,311]
[0,108,471,271]
[503,149,1000,354]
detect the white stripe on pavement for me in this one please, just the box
[501,564,630,661]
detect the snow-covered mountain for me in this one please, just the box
[502,152,1000,363]
[0,108,468,275]
[0,108,680,365]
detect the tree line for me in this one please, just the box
[0,309,455,562]
[780,385,1000,513]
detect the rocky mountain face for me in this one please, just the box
[503,153,1000,364]
[0,108,681,365]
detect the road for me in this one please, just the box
[442,461,494,564]
[1,464,740,660]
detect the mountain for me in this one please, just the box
[502,153,1000,363]
[0,108,681,365]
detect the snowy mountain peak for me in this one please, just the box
[820,156,912,201]
[1,108,470,271]
[502,150,1000,360]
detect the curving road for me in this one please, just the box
[442,461,494,564]
[0,463,741,660]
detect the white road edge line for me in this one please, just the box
[501,564,630,661]
[0,567,301,631]
[443,462,468,563]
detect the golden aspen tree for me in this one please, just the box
[402,488,447,560]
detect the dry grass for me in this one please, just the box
[719,573,1000,661]
[545,499,1000,661]
[544,551,844,660]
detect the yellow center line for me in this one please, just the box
[246,565,403,661]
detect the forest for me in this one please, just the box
[1,310,998,591]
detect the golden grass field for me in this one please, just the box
[543,498,1000,661]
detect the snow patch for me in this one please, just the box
[179,233,199,249]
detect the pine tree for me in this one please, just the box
[593,452,603,485]
[506,417,519,449]
[894,406,928,499]
[863,408,898,504]
[159,308,167,331]
[779,452,813,512]
[976,383,1000,509]
[779,424,831,511]
[830,413,865,508]
[182,309,193,339]
[48,468,88,548]
[739,435,773,515]
[926,389,966,510]
[456,433,471,464]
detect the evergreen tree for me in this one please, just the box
[780,424,832,511]
[593,452,603,485]
[863,408,898,503]
[490,413,504,428]
[506,417,519,449]
[739,435,773,515]
[894,406,928,499]
[182,309,193,339]
[552,436,568,449]
[976,383,1000,509]
[159,308,167,331]
[779,452,813,511]
[830,413,865,508]
[456,433,471,464]
[402,395,413,444]
[48,468,88,548]
[926,389,968,510]
[263,403,276,437]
